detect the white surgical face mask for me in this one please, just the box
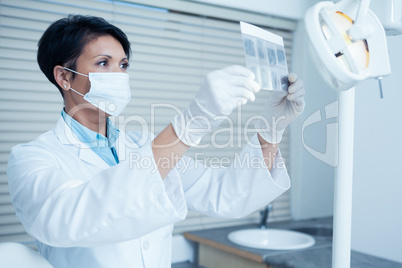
[64,67,131,116]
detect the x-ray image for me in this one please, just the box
[240,21,289,91]
[243,38,256,57]
[257,40,266,61]
[276,46,287,66]
[267,46,277,66]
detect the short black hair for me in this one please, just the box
[37,14,131,96]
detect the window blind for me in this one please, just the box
[0,0,296,245]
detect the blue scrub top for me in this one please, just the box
[61,109,119,166]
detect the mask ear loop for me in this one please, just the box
[63,67,89,77]
[70,87,85,97]
[63,67,89,97]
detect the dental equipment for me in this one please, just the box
[305,0,392,267]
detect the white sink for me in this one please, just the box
[228,228,315,250]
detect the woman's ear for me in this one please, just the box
[53,65,70,93]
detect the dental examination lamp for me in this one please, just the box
[305,0,393,267]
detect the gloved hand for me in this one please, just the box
[256,73,305,144]
[172,65,260,146]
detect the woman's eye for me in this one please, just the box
[121,62,130,69]
[98,60,108,66]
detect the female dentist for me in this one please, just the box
[7,15,305,267]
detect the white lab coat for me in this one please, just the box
[7,116,290,268]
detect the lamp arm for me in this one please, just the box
[348,0,373,40]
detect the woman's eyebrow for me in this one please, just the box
[92,54,127,61]
[93,54,112,59]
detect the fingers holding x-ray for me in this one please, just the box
[288,73,298,84]
[229,76,261,94]
[287,79,304,99]
[223,65,255,79]
[230,86,257,104]
[287,79,305,114]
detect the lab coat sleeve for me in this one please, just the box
[178,133,290,218]
[7,137,187,248]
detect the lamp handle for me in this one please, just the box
[348,0,373,40]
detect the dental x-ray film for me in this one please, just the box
[240,21,289,91]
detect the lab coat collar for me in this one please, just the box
[61,109,120,149]
[54,116,110,169]
[54,115,81,146]
[78,145,110,169]
[54,116,141,168]
[113,127,140,161]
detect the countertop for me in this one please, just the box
[184,217,402,268]
[172,262,207,268]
